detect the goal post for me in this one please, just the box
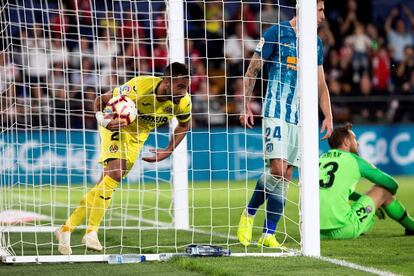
[0,0,321,263]
[298,0,320,257]
[168,0,189,231]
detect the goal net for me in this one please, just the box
[0,0,318,263]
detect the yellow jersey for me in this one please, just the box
[112,76,192,141]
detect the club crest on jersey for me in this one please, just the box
[266,143,273,153]
[164,106,172,114]
[109,145,118,153]
[365,206,372,214]
[256,37,265,52]
[119,85,131,95]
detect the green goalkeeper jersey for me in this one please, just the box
[319,149,398,229]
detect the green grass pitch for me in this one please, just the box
[1,177,413,275]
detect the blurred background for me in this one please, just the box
[1,0,414,178]
[1,0,413,130]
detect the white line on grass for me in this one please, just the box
[5,193,400,274]
[318,256,399,276]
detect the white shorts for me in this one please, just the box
[263,117,299,167]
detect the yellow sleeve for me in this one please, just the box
[175,94,192,123]
[112,77,139,101]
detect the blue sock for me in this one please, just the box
[263,178,286,234]
[246,174,266,216]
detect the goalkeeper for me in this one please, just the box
[320,123,414,239]
[56,62,192,255]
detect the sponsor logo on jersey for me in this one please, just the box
[109,145,118,153]
[141,115,169,125]
[266,143,273,153]
[286,56,297,71]
[255,37,265,52]
[119,85,131,95]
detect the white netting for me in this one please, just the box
[0,0,304,262]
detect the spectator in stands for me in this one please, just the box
[49,4,69,38]
[396,46,414,92]
[385,6,414,64]
[94,28,119,70]
[23,24,49,102]
[119,10,146,40]
[0,51,19,93]
[100,11,118,37]
[205,2,225,67]
[48,62,67,93]
[190,64,209,127]
[338,45,354,94]
[345,23,372,82]
[318,21,336,60]
[225,22,256,77]
[70,36,94,69]
[259,0,289,31]
[0,51,20,127]
[241,4,258,38]
[83,86,96,129]
[67,0,93,36]
[50,35,69,66]
[353,73,386,123]
[100,57,126,91]
[190,62,208,95]
[70,57,98,91]
[366,23,383,50]
[185,39,202,66]
[153,10,167,39]
[339,0,360,38]
[372,44,391,93]
[124,39,149,72]
[49,83,68,128]
[153,42,168,73]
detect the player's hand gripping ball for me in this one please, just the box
[104,95,138,126]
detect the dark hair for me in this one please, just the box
[328,123,353,149]
[163,62,189,79]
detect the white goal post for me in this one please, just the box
[0,0,320,263]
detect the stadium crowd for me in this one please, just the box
[0,0,413,129]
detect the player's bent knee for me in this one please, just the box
[367,185,393,209]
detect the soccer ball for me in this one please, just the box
[104,95,137,125]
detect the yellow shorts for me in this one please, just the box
[98,126,146,172]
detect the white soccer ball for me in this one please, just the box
[104,95,137,125]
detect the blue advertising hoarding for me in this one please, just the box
[1,125,413,185]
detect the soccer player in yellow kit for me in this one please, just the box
[56,62,192,255]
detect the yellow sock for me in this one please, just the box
[62,186,98,233]
[86,175,119,233]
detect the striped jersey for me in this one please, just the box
[255,21,324,124]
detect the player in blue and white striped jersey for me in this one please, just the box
[237,0,333,248]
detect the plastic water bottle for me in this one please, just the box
[185,245,231,256]
[107,254,146,264]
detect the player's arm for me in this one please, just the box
[402,5,414,29]
[142,120,190,163]
[94,90,127,131]
[318,65,333,140]
[354,154,399,195]
[385,8,399,33]
[240,52,262,128]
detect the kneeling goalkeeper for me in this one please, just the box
[320,123,414,239]
[56,62,192,255]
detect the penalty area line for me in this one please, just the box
[317,256,398,276]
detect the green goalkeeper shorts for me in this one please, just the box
[320,195,376,240]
